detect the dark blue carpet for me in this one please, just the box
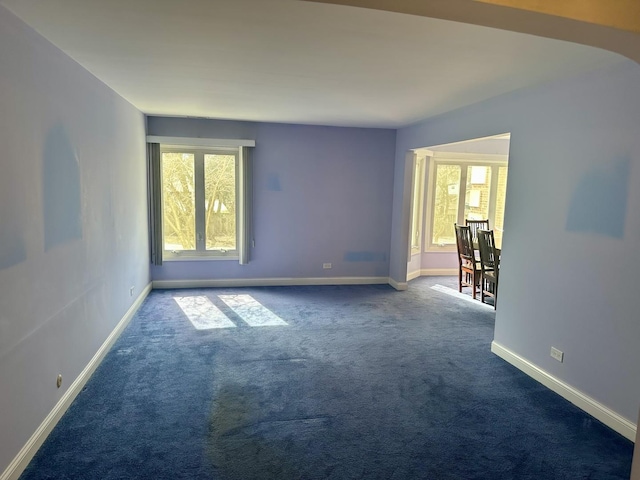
[20,278,633,479]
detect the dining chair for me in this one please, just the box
[465,219,490,246]
[477,229,499,309]
[454,224,480,299]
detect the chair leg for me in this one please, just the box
[458,268,463,293]
[494,282,498,309]
[471,271,477,299]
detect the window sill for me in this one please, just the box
[425,247,457,253]
[162,255,239,262]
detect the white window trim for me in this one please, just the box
[424,152,508,253]
[148,136,255,148]
[410,154,426,256]
[160,144,242,261]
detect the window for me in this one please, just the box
[410,155,426,254]
[427,154,508,250]
[160,145,243,259]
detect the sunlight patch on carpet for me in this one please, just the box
[430,284,494,309]
[174,296,237,329]
[219,294,288,326]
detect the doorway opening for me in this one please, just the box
[406,133,511,305]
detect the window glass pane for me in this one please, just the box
[494,165,508,249]
[162,152,195,251]
[432,164,461,246]
[204,154,236,251]
[464,165,491,222]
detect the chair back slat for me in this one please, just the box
[455,223,481,299]
[477,229,499,308]
[466,219,490,244]
[477,229,498,272]
[454,224,475,262]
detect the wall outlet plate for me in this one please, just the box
[323,263,332,269]
[550,346,564,362]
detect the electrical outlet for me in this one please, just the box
[323,263,332,269]
[550,347,564,363]
[130,286,135,297]
[56,374,62,388]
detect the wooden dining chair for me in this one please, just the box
[477,229,499,309]
[454,224,480,299]
[465,219,490,246]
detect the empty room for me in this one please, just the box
[1,0,639,479]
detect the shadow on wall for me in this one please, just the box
[343,251,387,262]
[266,173,282,191]
[566,157,630,239]
[43,124,83,250]
[0,215,26,271]
[0,153,27,270]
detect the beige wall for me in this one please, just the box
[303,0,640,63]
[476,0,640,34]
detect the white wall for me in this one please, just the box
[0,6,149,473]
[394,59,640,425]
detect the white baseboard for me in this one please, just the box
[491,341,636,442]
[407,268,458,281]
[406,270,421,281]
[388,278,408,291]
[153,276,390,289]
[1,283,153,480]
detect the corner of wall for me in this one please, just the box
[491,341,636,442]
[0,284,152,480]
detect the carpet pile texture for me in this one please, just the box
[20,278,633,479]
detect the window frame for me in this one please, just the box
[409,154,426,256]
[160,144,241,261]
[424,152,508,253]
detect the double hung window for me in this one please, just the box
[427,154,508,250]
[160,145,245,260]
[147,136,253,265]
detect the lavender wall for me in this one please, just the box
[394,59,640,424]
[148,117,396,282]
[0,6,149,473]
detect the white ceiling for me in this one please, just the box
[1,0,624,128]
